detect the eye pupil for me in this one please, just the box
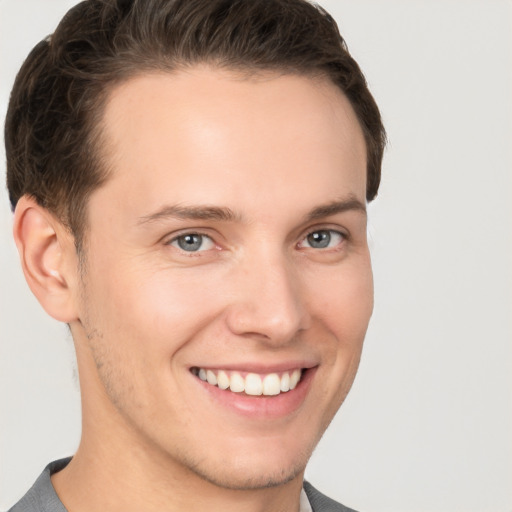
[307,230,331,249]
[178,234,202,251]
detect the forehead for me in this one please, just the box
[93,67,367,220]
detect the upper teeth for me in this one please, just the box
[194,368,302,396]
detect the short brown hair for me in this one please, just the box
[5,0,386,248]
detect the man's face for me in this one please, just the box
[72,67,372,489]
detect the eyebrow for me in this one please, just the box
[137,204,241,224]
[304,196,367,222]
[137,195,366,225]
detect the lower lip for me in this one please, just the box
[194,368,317,419]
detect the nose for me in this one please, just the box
[224,251,311,345]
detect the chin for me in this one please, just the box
[175,435,316,491]
[190,458,306,491]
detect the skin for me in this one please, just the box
[14,67,372,512]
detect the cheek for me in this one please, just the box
[311,258,374,340]
[314,262,373,414]
[137,267,225,324]
[89,263,228,356]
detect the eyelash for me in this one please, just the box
[298,228,347,250]
[165,227,347,255]
[166,232,216,253]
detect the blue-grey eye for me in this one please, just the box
[170,233,214,252]
[300,230,344,249]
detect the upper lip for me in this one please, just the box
[189,361,318,374]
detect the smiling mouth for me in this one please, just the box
[191,367,303,396]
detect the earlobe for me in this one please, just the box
[13,196,79,323]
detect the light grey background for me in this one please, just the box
[1,1,511,511]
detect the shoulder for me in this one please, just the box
[303,481,359,512]
[7,458,70,512]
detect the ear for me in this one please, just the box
[13,195,80,323]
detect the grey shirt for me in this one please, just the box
[7,458,358,512]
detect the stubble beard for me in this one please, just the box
[87,334,318,493]
[75,265,327,494]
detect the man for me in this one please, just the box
[5,0,385,510]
